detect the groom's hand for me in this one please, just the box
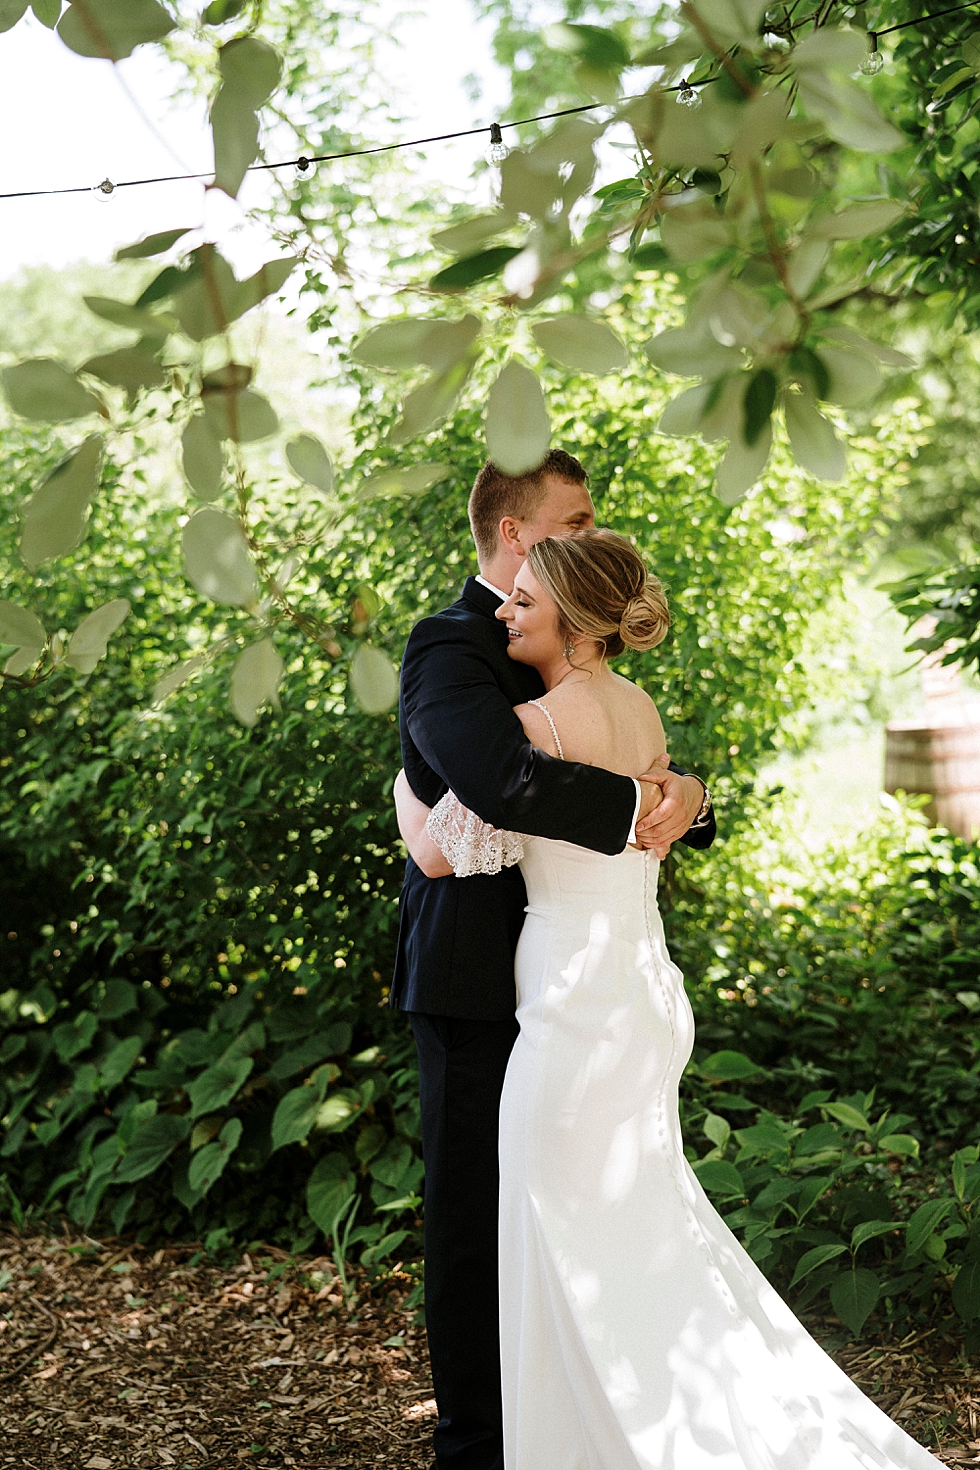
[635,767,705,860]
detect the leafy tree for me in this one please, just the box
[0,0,957,723]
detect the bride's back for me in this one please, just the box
[516,669,665,779]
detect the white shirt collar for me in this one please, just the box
[475,574,510,602]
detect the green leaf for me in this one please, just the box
[743,369,777,448]
[531,315,629,375]
[173,246,238,340]
[354,314,482,373]
[809,201,905,241]
[851,1218,897,1251]
[210,95,258,200]
[52,1010,97,1061]
[963,32,980,73]
[203,0,245,21]
[187,1116,242,1196]
[390,357,474,445]
[31,0,60,26]
[187,1057,253,1119]
[789,1241,848,1288]
[229,638,284,729]
[795,68,904,153]
[716,420,771,506]
[114,228,191,262]
[661,206,732,264]
[307,1152,355,1234]
[783,388,846,483]
[953,1259,980,1321]
[57,0,174,60]
[432,210,518,255]
[285,433,333,494]
[430,246,523,293]
[485,360,550,476]
[2,358,102,422]
[545,21,630,68]
[152,653,207,707]
[208,90,257,198]
[100,1036,143,1091]
[0,601,45,677]
[315,1088,362,1132]
[181,416,225,501]
[271,1069,331,1151]
[355,463,451,502]
[734,1123,791,1156]
[686,0,767,44]
[65,597,130,674]
[97,979,138,1019]
[219,34,281,109]
[82,295,171,343]
[202,387,279,443]
[370,1138,415,1189]
[644,328,741,379]
[0,0,27,29]
[80,344,166,396]
[830,1267,879,1336]
[698,1049,765,1082]
[233,257,298,316]
[181,508,259,607]
[906,1199,955,1256]
[19,435,104,571]
[209,38,281,199]
[361,1229,409,1269]
[115,1113,190,1184]
[658,383,712,436]
[692,1159,745,1197]
[822,1101,870,1132]
[350,644,398,715]
[703,1112,731,1149]
[817,348,881,409]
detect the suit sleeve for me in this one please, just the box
[401,618,636,856]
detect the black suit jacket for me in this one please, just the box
[391,577,716,1020]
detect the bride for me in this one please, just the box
[396,528,941,1470]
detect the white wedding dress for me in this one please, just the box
[425,709,943,1470]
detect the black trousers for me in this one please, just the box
[410,1013,521,1470]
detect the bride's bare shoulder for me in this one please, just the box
[513,698,562,758]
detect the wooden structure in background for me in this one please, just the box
[884,621,980,839]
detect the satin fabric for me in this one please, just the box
[498,837,942,1470]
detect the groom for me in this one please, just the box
[391,449,715,1470]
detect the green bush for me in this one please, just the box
[0,345,951,1319]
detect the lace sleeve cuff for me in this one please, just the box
[424,791,525,878]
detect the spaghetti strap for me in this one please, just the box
[528,699,564,760]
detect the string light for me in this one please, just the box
[2,6,979,207]
[861,33,885,75]
[486,121,510,166]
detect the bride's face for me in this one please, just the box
[496,564,564,667]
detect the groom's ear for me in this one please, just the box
[499,515,527,557]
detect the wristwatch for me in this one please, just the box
[689,778,713,829]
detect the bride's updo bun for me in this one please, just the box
[526,528,669,658]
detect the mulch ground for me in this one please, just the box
[1,1229,978,1469]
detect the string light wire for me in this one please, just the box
[2,5,978,205]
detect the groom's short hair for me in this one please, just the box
[468,449,588,565]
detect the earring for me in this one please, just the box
[563,639,575,660]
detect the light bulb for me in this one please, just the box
[487,122,509,166]
[295,155,317,180]
[93,177,116,203]
[677,80,702,109]
[860,35,885,74]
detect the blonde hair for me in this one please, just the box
[526,529,669,658]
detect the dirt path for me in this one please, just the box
[0,1231,977,1469]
